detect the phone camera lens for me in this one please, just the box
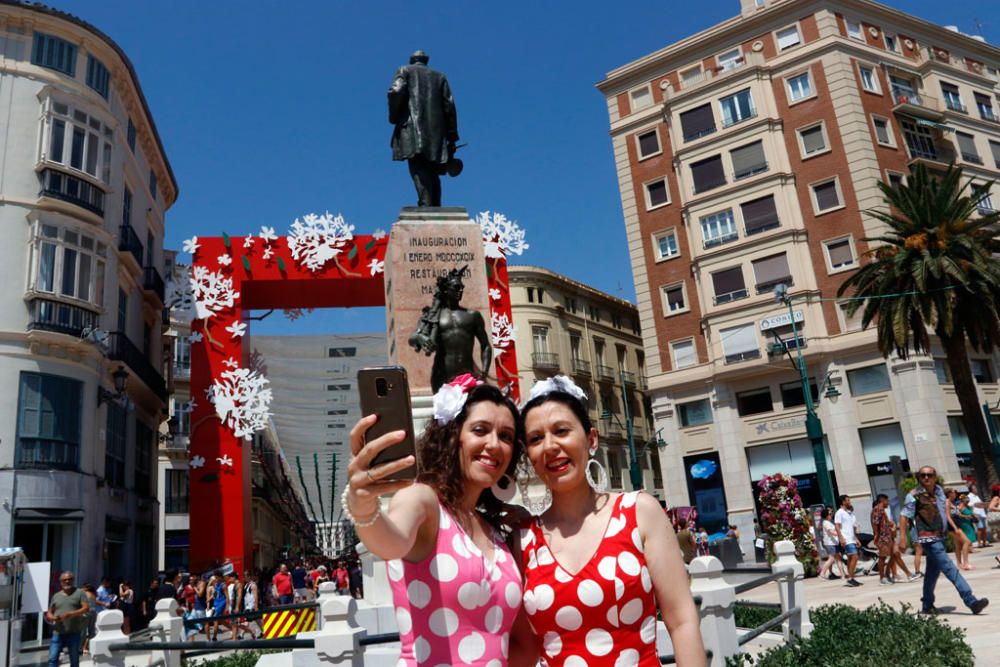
[375,377,388,397]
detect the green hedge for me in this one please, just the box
[734,602,782,630]
[727,602,973,667]
[182,650,274,667]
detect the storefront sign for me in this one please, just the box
[753,415,806,436]
[760,309,804,331]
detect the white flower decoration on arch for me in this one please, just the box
[190,455,206,469]
[182,237,200,254]
[367,258,385,275]
[477,211,529,259]
[190,266,240,320]
[217,455,234,467]
[491,312,517,350]
[217,254,232,267]
[286,212,355,272]
[211,364,273,441]
[259,226,278,243]
[226,321,248,338]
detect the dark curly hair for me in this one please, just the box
[520,389,593,433]
[416,384,524,537]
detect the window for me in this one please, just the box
[859,66,880,93]
[681,66,703,87]
[776,25,801,51]
[837,303,864,332]
[662,283,687,314]
[636,129,660,158]
[29,223,107,307]
[741,195,780,235]
[811,179,842,213]
[679,104,716,141]
[956,132,982,164]
[975,186,995,215]
[328,347,357,357]
[31,32,77,76]
[566,297,578,314]
[105,402,126,488]
[173,399,192,435]
[569,333,582,362]
[165,469,190,514]
[823,237,856,271]
[883,32,899,52]
[798,123,827,156]
[941,83,965,112]
[630,86,652,112]
[606,449,623,489]
[933,359,950,384]
[149,170,158,202]
[135,422,153,497]
[721,323,759,363]
[974,92,997,122]
[537,288,544,303]
[671,340,696,369]
[127,118,136,152]
[590,306,601,322]
[901,119,938,160]
[691,155,726,194]
[847,364,891,395]
[42,100,114,185]
[122,186,133,227]
[887,171,904,190]
[612,314,622,329]
[737,388,773,416]
[752,253,792,293]
[16,372,82,470]
[85,55,110,99]
[526,287,535,303]
[712,267,747,304]
[718,48,743,71]
[846,19,863,40]
[700,209,737,248]
[117,289,128,333]
[971,359,995,384]
[679,399,712,427]
[644,178,670,209]
[327,383,351,391]
[719,89,755,127]
[991,141,1000,169]
[780,379,818,408]
[786,72,813,102]
[174,335,191,375]
[654,230,679,260]
[872,116,894,146]
[532,326,549,354]
[731,140,767,180]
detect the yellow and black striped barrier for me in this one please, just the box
[262,607,316,638]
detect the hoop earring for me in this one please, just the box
[586,458,609,494]
[490,474,517,503]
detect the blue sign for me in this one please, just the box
[690,459,718,479]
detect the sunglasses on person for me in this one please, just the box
[917,472,936,478]
[60,577,74,583]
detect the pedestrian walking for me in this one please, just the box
[899,465,989,615]
[291,561,309,602]
[348,561,363,599]
[945,488,973,570]
[272,563,294,605]
[817,507,846,580]
[80,584,97,655]
[871,494,895,584]
[835,494,863,586]
[46,571,89,667]
[94,577,116,614]
[118,580,134,634]
[968,481,990,547]
[333,561,349,595]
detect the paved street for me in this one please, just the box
[738,543,1000,665]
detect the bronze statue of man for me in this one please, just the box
[388,50,460,208]
[408,267,492,392]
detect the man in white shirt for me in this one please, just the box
[968,482,990,548]
[835,494,863,587]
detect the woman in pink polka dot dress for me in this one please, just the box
[518,376,706,667]
[345,378,533,667]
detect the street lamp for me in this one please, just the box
[600,370,665,491]
[98,365,129,405]
[772,285,836,508]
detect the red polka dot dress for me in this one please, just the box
[520,491,659,667]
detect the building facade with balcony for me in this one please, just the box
[0,1,178,645]
[508,265,663,499]
[598,0,1000,545]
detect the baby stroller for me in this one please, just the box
[855,532,882,576]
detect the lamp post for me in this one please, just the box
[600,370,645,491]
[773,285,836,508]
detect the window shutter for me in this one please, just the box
[679,104,716,141]
[18,374,42,438]
[673,341,696,368]
[741,196,780,234]
[712,267,745,295]
[814,181,840,210]
[666,286,685,310]
[731,141,766,178]
[691,155,726,193]
[638,131,659,156]
[956,132,978,156]
[801,126,825,153]
[990,141,1000,167]
[721,324,758,356]
[827,239,854,267]
[646,180,668,207]
[752,253,791,286]
[776,27,800,50]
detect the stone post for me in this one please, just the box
[688,555,738,667]
[312,596,365,667]
[771,539,813,639]
[150,598,184,667]
[89,610,127,667]
[315,581,338,630]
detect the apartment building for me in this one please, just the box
[598,0,1000,542]
[0,0,177,644]
[508,265,662,499]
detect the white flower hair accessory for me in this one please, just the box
[526,375,588,406]
[432,374,482,425]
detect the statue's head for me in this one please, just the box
[409,50,429,65]
[437,266,466,303]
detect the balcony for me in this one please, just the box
[163,434,188,451]
[638,375,648,391]
[118,223,144,270]
[595,364,615,382]
[733,162,769,181]
[944,98,968,114]
[143,266,165,303]
[38,168,105,217]
[725,349,762,364]
[621,371,637,386]
[891,91,944,120]
[27,297,99,337]
[106,331,167,401]
[531,352,560,370]
[571,358,592,377]
[173,361,191,379]
[703,231,738,250]
[756,277,793,295]
[721,108,758,129]
[713,288,749,305]
[16,439,79,470]
[979,108,999,123]
[768,337,807,354]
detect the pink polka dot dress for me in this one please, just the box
[386,501,523,666]
[521,491,659,667]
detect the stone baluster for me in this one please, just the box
[149,597,184,667]
[89,610,127,667]
[312,595,365,667]
[771,539,813,640]
[688,555,738,666]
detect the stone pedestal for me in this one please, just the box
[384,207,491,397]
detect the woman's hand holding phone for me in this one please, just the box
[346,415,416,521]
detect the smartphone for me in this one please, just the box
[357,366,417,480]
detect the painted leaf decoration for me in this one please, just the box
[347,244,358,260]
[364,238,377,252]
[242,256,251,273]
[485,261,492,279]
[277,257,286,272]
[222,232,231,249]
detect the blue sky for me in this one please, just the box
[50,0,996,334]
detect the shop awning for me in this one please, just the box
[912,117,955,133]
[14,509,85,519]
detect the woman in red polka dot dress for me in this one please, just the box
[518,376,706,667]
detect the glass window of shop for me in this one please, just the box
[859,423,910,509]
[948,416,974,478]
[747,438,837,511]
[683,452,728,533]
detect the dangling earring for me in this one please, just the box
[586,455,609,494]
[490,474,517,503]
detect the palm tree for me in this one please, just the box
[837,163,1000,489]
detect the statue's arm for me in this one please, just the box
[473,310,492,377]
[388,69,407,125]
[441,77,459,143]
